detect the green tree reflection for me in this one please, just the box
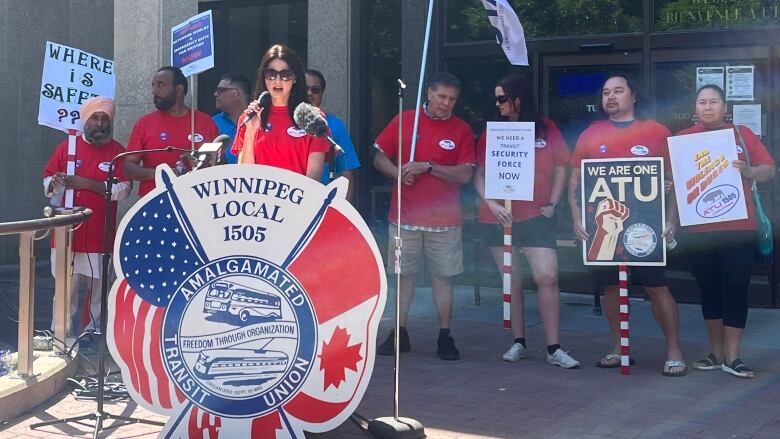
[446,0,642,42]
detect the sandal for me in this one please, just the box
[595,353,636,368]
[662,360,687,377]
[693,353,721,371]
[722,359,755,379]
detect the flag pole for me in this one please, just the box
[407,0,435,163]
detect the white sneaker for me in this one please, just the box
[547,348,580,369]
[502,342,526,362]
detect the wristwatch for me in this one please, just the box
[426,162,434,173]
[545,202,558,209]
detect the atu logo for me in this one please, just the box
[107,164,386,438]
[696,184,740,218]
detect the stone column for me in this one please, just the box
[307,0,352,122]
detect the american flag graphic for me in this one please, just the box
[119,192,205,305]
[107,166,386,438]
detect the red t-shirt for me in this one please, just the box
[231,105,329,175]
[476,118,570,223]
[571,119,672,170]
[43,137,127,253]
[676,124,774,233]
[374,109,475,226]
[127,109,219,196]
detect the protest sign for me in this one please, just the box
[581,158,666,266]
[171,10,215,77]
[668,129,747,226]
[484,121,535,200]
[38,41,115,133]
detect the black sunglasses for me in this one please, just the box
[496,95,510,104]
[307,86,322,95]
[263,68,295,81]
[215,87,239,94]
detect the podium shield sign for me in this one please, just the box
[107,165,386,438]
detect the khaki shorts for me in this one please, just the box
[387,225,463,277]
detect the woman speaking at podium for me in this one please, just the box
[232,44,328,179]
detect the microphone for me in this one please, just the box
[194,134,231,169]
[240,91,271,126]
[293,102,345,154]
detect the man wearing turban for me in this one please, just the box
[42,96,131,338]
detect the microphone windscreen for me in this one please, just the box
[293,103,327,137]
[258,90,271,108]
[212,134,231,145]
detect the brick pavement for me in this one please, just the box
[2,286,780,438]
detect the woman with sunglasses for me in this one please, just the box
[474,73,579,368]
[232,44,328,178]
[678,85,775,378]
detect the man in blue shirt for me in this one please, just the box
[212,73,251,164]
[305,69,361,201]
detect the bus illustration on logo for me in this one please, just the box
[193,348,289,380]
[203,281,282,323]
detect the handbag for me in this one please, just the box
[735,126,773,263]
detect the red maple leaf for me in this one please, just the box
[319,326,363,390]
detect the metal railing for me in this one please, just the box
[0,208,92,377]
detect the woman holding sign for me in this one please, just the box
[678,85,775,378]
[232,44,328,178]
[474,73,580,369]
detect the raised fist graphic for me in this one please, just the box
[587,198,630,261]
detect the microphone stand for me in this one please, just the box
[328,126,337,182]
[366,79,425,439]
[30,145,195,437]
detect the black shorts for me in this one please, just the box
[478,215,556,249]
[589,265,667,288]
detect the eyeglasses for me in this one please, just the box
[263,68,295,81]
[215,87,239,95]
[496,95,510,104]
[307,86,322,95]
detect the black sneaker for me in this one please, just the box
[437,336,460,361]
[377,327,411,356]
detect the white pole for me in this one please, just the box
[408,0,435,162]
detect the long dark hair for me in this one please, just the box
[253,44,308,128]
[496,73,548,139]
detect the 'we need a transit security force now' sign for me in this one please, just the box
[667,128,747,227]
[107,165,386,438]
[581,158,666,266]
[484,121,535,200]
[38,41,115,133]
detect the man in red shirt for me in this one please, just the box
[125,66,219,196]
[567,74,685,376]
[373,73,475,361]
[44,96,131,335]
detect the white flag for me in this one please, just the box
[482,0,529,66]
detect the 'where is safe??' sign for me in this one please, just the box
[484,121,535,200]
[38,42,115,133]
[107,165,386,438]
[581,158,666,266]
[172,10,215,77]
[667,129,747,227]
